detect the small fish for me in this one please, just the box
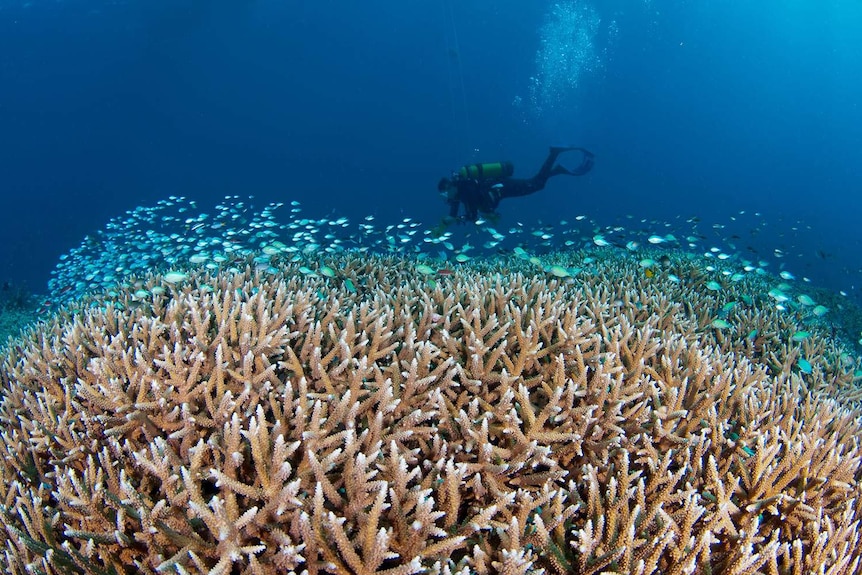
[163,271,188,284]
[705,281,722,291]
[547,265,571,278]
[436,268,454,276]
[767,288,789,303]
[796,294,815,306]
[797,358,813,374]
[711,319,731,329]
[319,266,337,278]
[791,331,810,342]
[416,264,436,275]
[593,234,610,247]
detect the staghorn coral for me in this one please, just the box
[0,253,860,575]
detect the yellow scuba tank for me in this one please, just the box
[458,161,514,180]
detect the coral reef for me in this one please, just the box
[0,254,860,575]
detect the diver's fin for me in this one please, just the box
[553,153,594,177]
[548,147,594,176]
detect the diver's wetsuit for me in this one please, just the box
[447,146,594,221]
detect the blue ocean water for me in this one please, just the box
[0,0,860,303]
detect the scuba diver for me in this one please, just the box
[437,146,594,223]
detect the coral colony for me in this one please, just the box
[1,196,861,574]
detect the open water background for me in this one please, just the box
[0,0,859,301]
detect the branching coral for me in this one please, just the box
[0,254,860,575]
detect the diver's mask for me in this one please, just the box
[438,176,458,200]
